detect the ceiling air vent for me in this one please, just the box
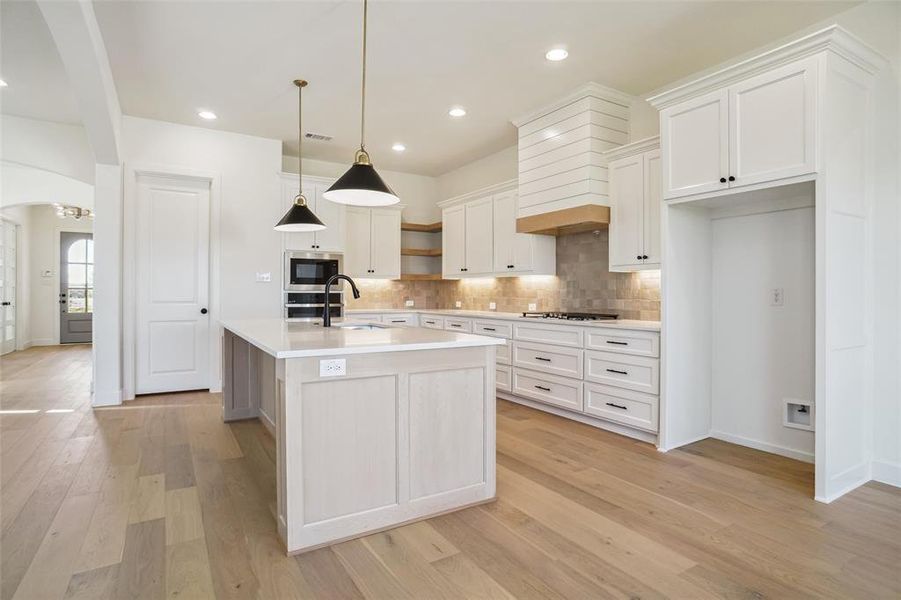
[304,132,333,142]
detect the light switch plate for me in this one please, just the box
[528,303,537,311]
[319,358,346,377]
[489,302,497,310]
[405,299,414,307]
[41,269,53,278]
[455,300,462,308]
[256,272,272,283]
[770,288,784,306]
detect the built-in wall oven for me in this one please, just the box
[283,251,344,320]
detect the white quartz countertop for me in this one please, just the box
[346,309,661,332]
[221,318,505,359]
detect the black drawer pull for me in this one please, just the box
[534,356,551,362]
[483,327,496,331]
[605,340,628,346]
[534,385,551,392]
[425,320,435,324]
[450,323,462,328]
[606,368,629,375]
[390,320,406,323]
[605,402,628,410]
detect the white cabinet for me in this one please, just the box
[660,57,817,201]
[345,206,401,279]
[607,140,661,271]
[441,186,554,279]
[382,314,418,327]
[280,175,346,252]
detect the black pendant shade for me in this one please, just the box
[274,197,325,232]
[322,162,399,206]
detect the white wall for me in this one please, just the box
[0,115,95,184]
[282,155,442,223]
[1,162,94,210]
[436,145,518,200]
[711,205,815,461]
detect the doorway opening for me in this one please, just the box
[60,232,94,344]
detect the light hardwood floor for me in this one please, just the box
[1,344,899,599]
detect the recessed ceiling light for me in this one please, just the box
[545,48,569,62]
[392,143,406,152]
[0,79,7,87]
[448,106,467,118]
[197,110,217,120]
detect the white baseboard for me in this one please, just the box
[30,338,56,347]
[815,460,871,503]
[496,391,658,445]
[709,430,814,463]
[92,387,123,407]
[15,340,33,351]
[871,460,901,488]
[658,432,711,452]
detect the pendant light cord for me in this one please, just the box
[360,0,368,152]
[294,79,308,206]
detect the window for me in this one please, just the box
[66,238,94,313]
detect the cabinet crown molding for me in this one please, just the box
[438,179,517,209]
[647,25,886,110]
[511,82,635,128]
[278,172,334,186]
[602,136,660,162]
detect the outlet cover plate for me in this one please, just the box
[319,358,346,377]
[405,299,414,307]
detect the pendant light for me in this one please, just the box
[322,0,399,206]
[275,79,326,232]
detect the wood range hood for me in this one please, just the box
[516,205,610,236]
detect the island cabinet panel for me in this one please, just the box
[223,329,275,422]
[300,375,399,523]
[409,367,485,499]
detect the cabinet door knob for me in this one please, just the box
[719,177,727,183]
[728,175,735,182]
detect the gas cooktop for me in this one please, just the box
[521,311,619,321]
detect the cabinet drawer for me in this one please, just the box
[444,318,473,332]
[496,364,511,392]
[473,319,513,339]
[584,383,658,432]
[513,322,583,348]
[383,314,418,327]
[512,368,582,412]
[349,313,383,322]
[584,350,659,394]
[419,315,444,330]
[584,328,660,357]
[512,341,583,379]
[496,341,511,365]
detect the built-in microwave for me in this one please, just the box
[284,251,342,291]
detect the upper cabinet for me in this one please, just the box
[605,138,661,271]
[345,206,401,280]
[280,174,346,252]
[659,56,817,201]
[441,183,555,279]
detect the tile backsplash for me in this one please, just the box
[346,230,660,321]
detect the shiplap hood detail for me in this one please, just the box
[511,83,633,235]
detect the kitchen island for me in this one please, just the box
[220,318,504,554]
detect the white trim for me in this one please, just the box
[123,162,221,400]
[814,461,871,503]
[657,432,711,452]
[648,25,885,110]
[438,179,517,209]
[512,82,635,127]
[30,338,56,347]
[92,387,123,407]
[54,224,94,345]
[602,136,660,162]
[709,430,814,463]
[871,460,901,488]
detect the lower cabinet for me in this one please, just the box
[419,315,445,329]
[381,314,418,327]
[444,318,473,332]
[496,364,512,393]
[512,368,583,412]
[584,350,659,395]
[584,383,658,432]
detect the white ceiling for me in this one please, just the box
[4,1,858,176]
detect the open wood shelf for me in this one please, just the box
[401,247,442,257]
[399,273,442,281]
[401,221,442,233]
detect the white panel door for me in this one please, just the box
[608,154,644,270]
[136,174,210,394]
[492,190,532,274]
[282,180,316,251]
[464,197,494,276]
[369,208,401,279]
[729,57,818,188]
[442,206,466,277]
[312,184,346,252]
[660,88,729,199]
[344,206,371,278]
[642,149,662,266]
[0,220,16,355]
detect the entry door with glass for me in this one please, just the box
[60,232,93,344]
[1,220,17,355]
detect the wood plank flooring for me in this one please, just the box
[2,344,899,599]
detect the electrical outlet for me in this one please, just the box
[528,303,537,311]
[489,302,497,310]
[41,269,53,278]
[770,288,784,306]
[319,358,346,377]
[255,272,271,283]
[405,299,414,307]
[455,300,462,308]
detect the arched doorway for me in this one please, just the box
[59,231,93,343]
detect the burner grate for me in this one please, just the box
[521,311,619,321]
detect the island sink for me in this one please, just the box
[220,318,504,554]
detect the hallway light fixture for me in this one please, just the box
[53,204,93,220]
[321,0,399,207]
[274,80,326,233]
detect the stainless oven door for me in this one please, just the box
[284,251,343,291]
